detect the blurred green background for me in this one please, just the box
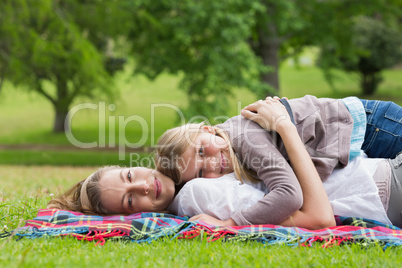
[1,64,401,166]
[0,0,401,166]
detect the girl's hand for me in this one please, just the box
[241,97,292,133]
[189,214,237,226]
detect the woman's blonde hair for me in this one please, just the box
[47,166,120,215]
[155,123,258,184]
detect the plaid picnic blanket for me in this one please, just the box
[2,209,402,248]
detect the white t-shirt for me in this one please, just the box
[169,156,392,225]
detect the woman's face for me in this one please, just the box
[99,167,175,214]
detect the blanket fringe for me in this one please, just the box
[178,224,300,245]
[176,224,402,249]
[72,230,128,246]
[2,226,89,240]
[300,236,353,248]
[178,225,236,242]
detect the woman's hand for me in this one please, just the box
[241,97,292,133]
[189,214,237,226]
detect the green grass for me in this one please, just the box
[281,66,402,102]
[0,150,151,166]
[2,237,402,267]
[1,166,402,267]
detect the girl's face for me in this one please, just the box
[99,167,175,214]
[179,130,233,182]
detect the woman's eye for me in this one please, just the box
[128,196,132,207]
[198,146,204,157]
[127,170,132,182]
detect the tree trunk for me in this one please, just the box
[260,38,280,96]
[53,106,70,133]
[53,78,71,133]
[361,72,381,95]
[255,21,282,98]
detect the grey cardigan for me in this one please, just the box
[216,95,354,225]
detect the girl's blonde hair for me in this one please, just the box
[47,166,120,215]
[155,123,258,184]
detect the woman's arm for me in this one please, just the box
[242,98,335,229]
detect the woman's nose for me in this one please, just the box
[127,181,149,195]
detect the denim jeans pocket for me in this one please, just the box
[385,102,402,124]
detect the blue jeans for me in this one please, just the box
[359,99,402,158]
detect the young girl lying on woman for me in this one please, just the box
[48,97,402,228]
[155,95,402,226]
[169,154,398,227]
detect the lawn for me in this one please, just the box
[1,165,402,267]
[1,65,402,267]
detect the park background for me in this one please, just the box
[1,1,402,267]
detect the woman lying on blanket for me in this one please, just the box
[155,95,402,228]
[48,98,402,229]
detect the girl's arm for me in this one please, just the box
[242,98,335,229]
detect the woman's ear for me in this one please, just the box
[201,125,216,134]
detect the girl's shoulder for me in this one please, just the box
[216,115,271,139]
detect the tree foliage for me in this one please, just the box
[126,0,401,120]
[127,0,270,121]
[0,0,129,132]
[249,0,401,96]
[320,16,402,95]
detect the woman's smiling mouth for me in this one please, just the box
[154,177,162,199]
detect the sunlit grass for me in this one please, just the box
[1,235,400,268]
[1,165,402,267]
[281,66,402,101]
[0,150,150,167]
